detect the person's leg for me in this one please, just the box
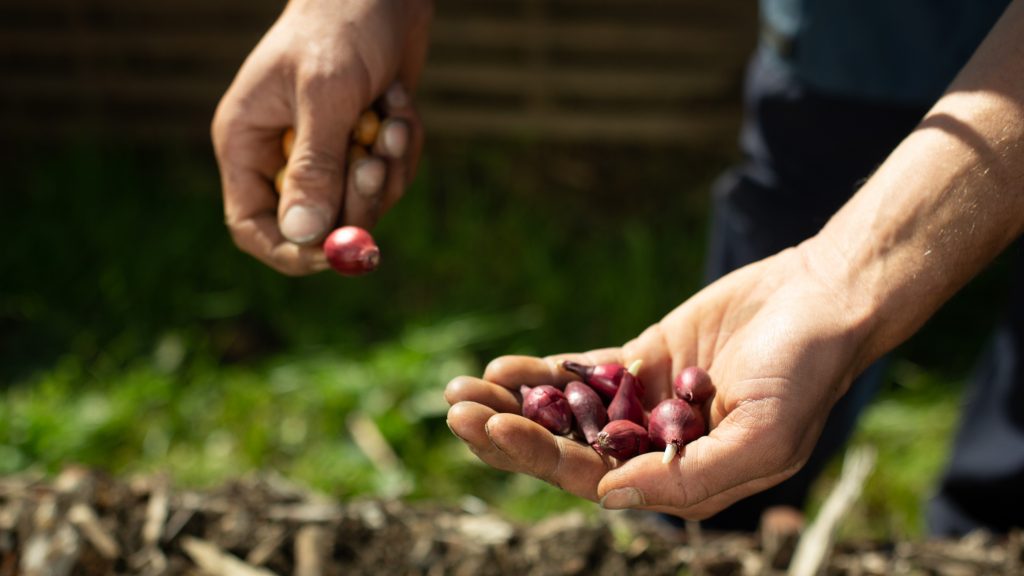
[696,47,927,531]
[927,242,1024,536]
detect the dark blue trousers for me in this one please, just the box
[694,48,1024,535]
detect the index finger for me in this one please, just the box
[483,349,625,390]
[454,408,611,501]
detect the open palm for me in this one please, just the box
[445,244,874,519]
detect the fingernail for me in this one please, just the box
[386,83,409,108]
[281,204,329,244]
[353,158,386,197]
[601,487,645,510]
[445,420,465,441]
[380,120,409,158]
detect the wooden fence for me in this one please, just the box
[0,0,756,147]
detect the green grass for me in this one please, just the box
[0,341,970,533]
[1,139,717,522]
[814,361,965,539]
[0,310,574,515]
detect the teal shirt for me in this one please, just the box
[760,0,1010,105]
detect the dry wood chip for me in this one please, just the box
[143,480,170,547]
[346,411,411,498]
[266,503,343,523]
[788,446,876,576]
[181,536,276,576]
[67,503,120,560]
[162,508,195,544]
[246,525,288,567]
[450,514,514,547]
[218,508,255,550]
[687,519,706,576]
[4,467,1024,575]
[21,522,80,576]
[0,472,43,498]
[294,525,329,576]
[259,472,316,503]
[127,546,168,576]
[0,500,24,532]
[53,467,93,502]
[32,496,58,532]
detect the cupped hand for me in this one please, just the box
[212,0,432,275]
[445,243,878,519]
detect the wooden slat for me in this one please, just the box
[3,69,736,116]
[0,18,749,61]
[421,63,732,100]
[1,0,280,19]
[1,104,740,144]
[419,105,739,144]
[431,19,750,56]
[0,29,261,63]
[0,0,755,146]
[441,0,754,21]
[2,76,228,104]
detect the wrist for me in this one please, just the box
[285,0,432,33]
[794,233,886,376]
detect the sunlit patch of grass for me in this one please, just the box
[0,313,531,505]
[809,360,964,540]
[495,476,595,523]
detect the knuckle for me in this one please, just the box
[539,441,568,490]
[211,94,231,135]
[210,107,233,155]
[286,151,343,191]
[297,50,371,102]
[211,107,247,161]
[210,109,225,150]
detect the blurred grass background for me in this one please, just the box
[0,140,720,521]
[1,0,1018,540]
[1,138,1016,537]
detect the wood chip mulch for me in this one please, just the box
[1,467,1021,576]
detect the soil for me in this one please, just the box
[1,467,1021,576]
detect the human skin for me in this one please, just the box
[212,0,432,275]
[445,0,1024,519]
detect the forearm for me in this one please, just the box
[807,0,1024,370]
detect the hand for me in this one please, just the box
[445,243,877,519]
[212,0,432,275]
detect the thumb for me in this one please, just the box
[596,398,810,519]
[278,80,363,245]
